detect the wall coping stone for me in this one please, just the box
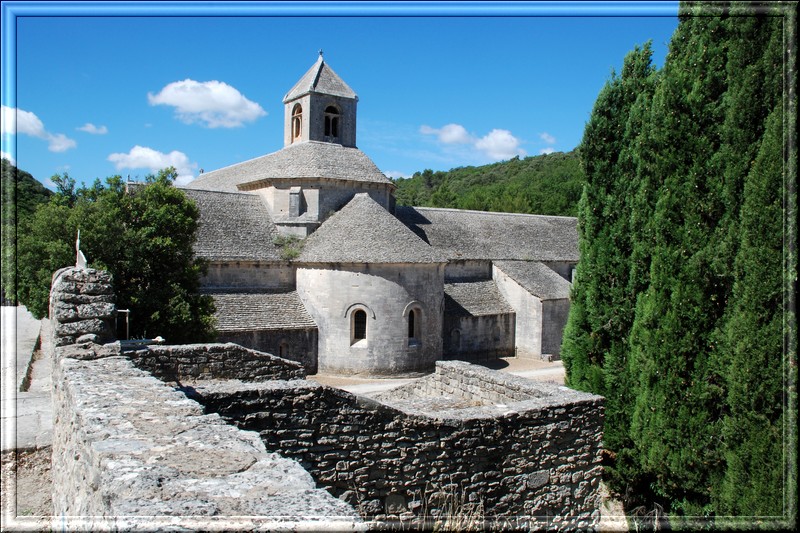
[52,352,362,530]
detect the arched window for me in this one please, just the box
[324,105,340,138]
[278,341,289,358]
[451,329,461,351]
[408,309,416,339]
[292,104,302,141]
[352,309,367,344]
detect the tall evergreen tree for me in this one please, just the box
[561,44,658,496]
[628,4,733,514]
[717,105,785,518]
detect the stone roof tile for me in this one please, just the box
[299,193,447,264]
[181,189,281,261]
[283,56,357,102]
[444,280,514,317]
[206,290,317,331]
[184,142,392,193]
[396,206,578,262]
[494,260,572,300]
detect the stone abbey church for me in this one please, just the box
[183,55,578,376]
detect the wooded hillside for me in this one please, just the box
[393,150,584,216]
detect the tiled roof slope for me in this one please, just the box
[183,141,393,193]
[207,290,317,331]
[181,189,281,261]
[444,280,515,317]
[299,193,447,264]
[396,206,579,262]
[494,260,572,300]
[283,56,357,101]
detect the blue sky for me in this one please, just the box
[2,2,680,189]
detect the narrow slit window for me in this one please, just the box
[408,310,416,339]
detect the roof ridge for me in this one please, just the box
[408,206,577,221]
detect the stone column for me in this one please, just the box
[49,267,116,347]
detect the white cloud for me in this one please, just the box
[420,123,473,144]
[475,129,526,160]
[148,79,266,128]
[539,147,556,155]
[1,150,16,166]
[47,133,77,152]
[421,122,526,162]
[1,105,77,152]
[539,132,556,145]
[78,123,108,135]
[107,145,197,185]
[384,170,412,180]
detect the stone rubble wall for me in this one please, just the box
[188,362,605,530]
[128,342,306,383]
[48,267,361,530]
[386,360,548,405]
[50,346,361,531]
[49,267,116,347]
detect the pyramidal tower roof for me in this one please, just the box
[299,194,446,264]
[283,52,357,102]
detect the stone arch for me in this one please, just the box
[403,301,424,343]
[324,104,340,138]
[344,303,374,346]
[291,103,303,142]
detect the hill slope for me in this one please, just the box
[394,150,584,217]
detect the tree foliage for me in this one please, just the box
[1,158,52,304]
[563,1,795,524]
[12,168,216,343]
[393,150,584,216]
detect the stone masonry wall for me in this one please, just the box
[187,362,604,530]
[216,327,318,373]
[50,347,360,531]
[128,342,306,383]
[49,267,116,347]
[48,267,361,530]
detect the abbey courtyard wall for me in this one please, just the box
[46,266,604,530]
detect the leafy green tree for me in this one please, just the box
[15,168,215,343]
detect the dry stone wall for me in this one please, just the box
[187,361,604,530]
[48,267,361,530]
[50,344,361,531]
[128,342,305,383]
[49,267,116,347]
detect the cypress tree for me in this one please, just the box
[561,44,659,497]
[717,105,785,518]
[628,3,732,514]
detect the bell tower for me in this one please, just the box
[283,51,358,148]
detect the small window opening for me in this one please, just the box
[292,104,302,141]
[353,309,367,342]
[408,310,416,339]
[278,341,289,358]
[324,105,340,138]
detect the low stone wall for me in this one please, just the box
[127,342,306,383]
[216,328,318,373]
[187,361,604,530]
[49,267,116,347]
[50,346,361,531]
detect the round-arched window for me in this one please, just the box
[324,105,340,138]
[292,104,303,141]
